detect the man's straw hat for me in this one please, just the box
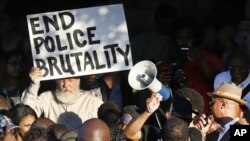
[207,82,247,105]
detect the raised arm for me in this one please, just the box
[21,67,44,117]
[124,93,160,140]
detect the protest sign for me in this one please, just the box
[26,4,132,80]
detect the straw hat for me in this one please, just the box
[207,82,247,105]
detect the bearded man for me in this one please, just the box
[21,67,103,130]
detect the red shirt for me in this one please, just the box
[183,49,222,114]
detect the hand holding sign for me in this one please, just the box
[29,67,44,86]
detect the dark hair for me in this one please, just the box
[8,103,37,125]
[24,127,59,141]
[24,128,49,141]
[48,123,68,140]
[98,102,121,117]
[110,127,127,141]
[162,116,189,141]
[31,117,55,129]
[189,127,204,141]
[98,102,121,128]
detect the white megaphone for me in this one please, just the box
[128,60,171,101]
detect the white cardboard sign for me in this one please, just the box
[26,4,132,80]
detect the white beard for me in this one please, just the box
[55,88,82,105]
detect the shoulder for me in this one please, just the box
[214,71,231,83]
[214,71,231,89]
[37,91,55,102]
[79,90,103,103]
[215,71,230,78]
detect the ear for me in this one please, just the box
[220,99,226,109]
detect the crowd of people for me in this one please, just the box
[1,1,250,141]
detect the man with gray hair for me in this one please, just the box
[22,67,103,130]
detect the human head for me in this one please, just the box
[55,77,82,105]
[188,127,205,141]
[120,105,140,130]
[24,127,57,141]
[215,25,236,55]
[24,128,48,141]
[77,118,110,141]
[31,117,55,129]
[235,19,250,47]
[227,49,250,85]
[97,102,121,128]
[56,77,81,93]
[48,123,68,140]
[207,82,245,121]
[8,103,37,137]
[3,50,24,79]
[170,16,203,48]
[162,116,189,141]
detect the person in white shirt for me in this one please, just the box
[22,67,103,130]
[214,49,250,109]
[193,83,246,141]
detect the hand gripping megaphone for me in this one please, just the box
[128,60,171,101]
